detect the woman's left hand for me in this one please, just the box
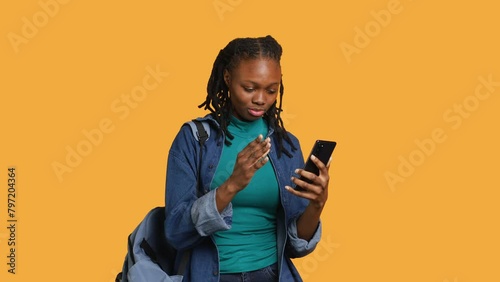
[286,155,332,240]
[286,155,331,209]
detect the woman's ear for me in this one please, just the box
[223,69,230,86]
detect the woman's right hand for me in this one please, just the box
[215,134,271,212]
[227,134,271,192]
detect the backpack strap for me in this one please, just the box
[139,238,160,268]
[187,120,210,143]
[175,119,209,276]
[187,119,209,198]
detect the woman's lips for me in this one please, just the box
[248,108,265,117]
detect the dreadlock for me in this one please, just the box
[198,35,297,158]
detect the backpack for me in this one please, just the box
[116,120,210,282]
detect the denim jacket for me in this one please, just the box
[164,114,322,282]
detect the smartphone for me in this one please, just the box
[294,140,337,191]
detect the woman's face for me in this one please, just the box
[224,58,281,121]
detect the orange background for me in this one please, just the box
[1,0,499,281]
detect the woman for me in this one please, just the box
[165,35,331,282]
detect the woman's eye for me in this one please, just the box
[244,87,254,92]
[267,89,277,94]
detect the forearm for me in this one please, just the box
[296,203,323,241]
[215,178,239,213]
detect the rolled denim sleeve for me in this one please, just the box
[191,189,232,236]
[286,219,322,257]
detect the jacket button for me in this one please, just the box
[213,271,218,276]
[208,164,214,169]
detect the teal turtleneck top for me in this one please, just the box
[210,115,279,273]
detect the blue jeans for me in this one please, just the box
[219,263,278,282]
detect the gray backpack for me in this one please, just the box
[116,120,209,282]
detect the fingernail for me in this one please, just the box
[294,169,299,174]
[311,155,316,160]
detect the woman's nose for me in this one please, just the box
[252,91,265,105]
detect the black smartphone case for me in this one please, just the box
[295,140,336,190]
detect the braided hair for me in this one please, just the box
[198,35,297,158]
